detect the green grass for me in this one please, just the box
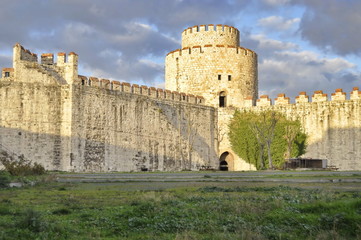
[0,181,360,239]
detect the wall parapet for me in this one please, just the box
[245,87,361,107]
[77,75,206,106]
[166,45,256,58]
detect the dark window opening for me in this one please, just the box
[218,74,221,80]
[219,96,225,107]
[81,79,85,85]
[4,72,10,78]
[228,75,231,81]
[183,96,186,100]
[219,91,226,107]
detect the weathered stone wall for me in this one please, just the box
[0,80,66,169]
[69,83,217,172]
[0,44,218,172]
[165,24,258,109]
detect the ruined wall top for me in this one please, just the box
[181,24,240,48]
[13,43,78,66]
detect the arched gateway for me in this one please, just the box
[219,151,234,171]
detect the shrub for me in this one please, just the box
[0,155,45,176]
[18,209,48,233]
[0,171,11,188]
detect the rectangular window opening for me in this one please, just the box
[228,75,231,81]
[4,72,10,78]
[218,74,221,80]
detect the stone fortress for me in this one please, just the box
[0,24,360,171]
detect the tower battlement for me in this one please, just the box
[166,25,258,109]
[181,24,240,48]
[167,45,256,58]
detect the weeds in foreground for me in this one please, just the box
[0,184,360,239]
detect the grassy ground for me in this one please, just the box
[0,172,360,239]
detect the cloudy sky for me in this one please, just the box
[1,0,360,100]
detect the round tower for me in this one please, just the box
[165,24,258,108]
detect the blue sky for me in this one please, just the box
[0,0,360,100]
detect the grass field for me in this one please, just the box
[0,171,361,239]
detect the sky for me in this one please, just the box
[0,0,360,100]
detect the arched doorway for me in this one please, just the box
[219,151,234,171]
[219,91,227,107]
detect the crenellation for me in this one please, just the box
[192,45,202,53]
[199,25,206,31]
[41,53,54,65]
[196,96,205,105]
[244,96,254,107]
[89,77,99,87]
[149,87,157,98]
[173,91,181,101]
[140,85,149,96]
[295,91,309,103]
[350,87,361,100]
[187,94,196,104]
[132,84,141,94]
[192,25,198,33]
[100,79,110,89]
[331,88,346,101]
[274,93,290,105]
[157,88,165,99]
[57,52,66,66]
[180,92,188,102]
[165,89,173,100]
[182,47,191,55]
[78,75,88,85]
[312,90,328,102]
[112,80,121,90]
[256,95,272,106]
[122,82,131,93]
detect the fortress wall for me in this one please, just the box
[0,57,218,172]
[68,85,218,172]
[237,89,361,170]
[165,45,258,108]
[0,80,65,170]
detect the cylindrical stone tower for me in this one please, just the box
[165,24,258,108]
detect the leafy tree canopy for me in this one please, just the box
[229,110,307,170]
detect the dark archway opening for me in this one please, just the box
[219,91,226,107]
[219,151,231,171]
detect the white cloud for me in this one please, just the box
[258,16,300,31]
[262,0,290,6]
[259,50,360,100]
[250,34,298,51]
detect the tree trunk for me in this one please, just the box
[267,141,273,169]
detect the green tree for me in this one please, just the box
[229,110,307,169]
